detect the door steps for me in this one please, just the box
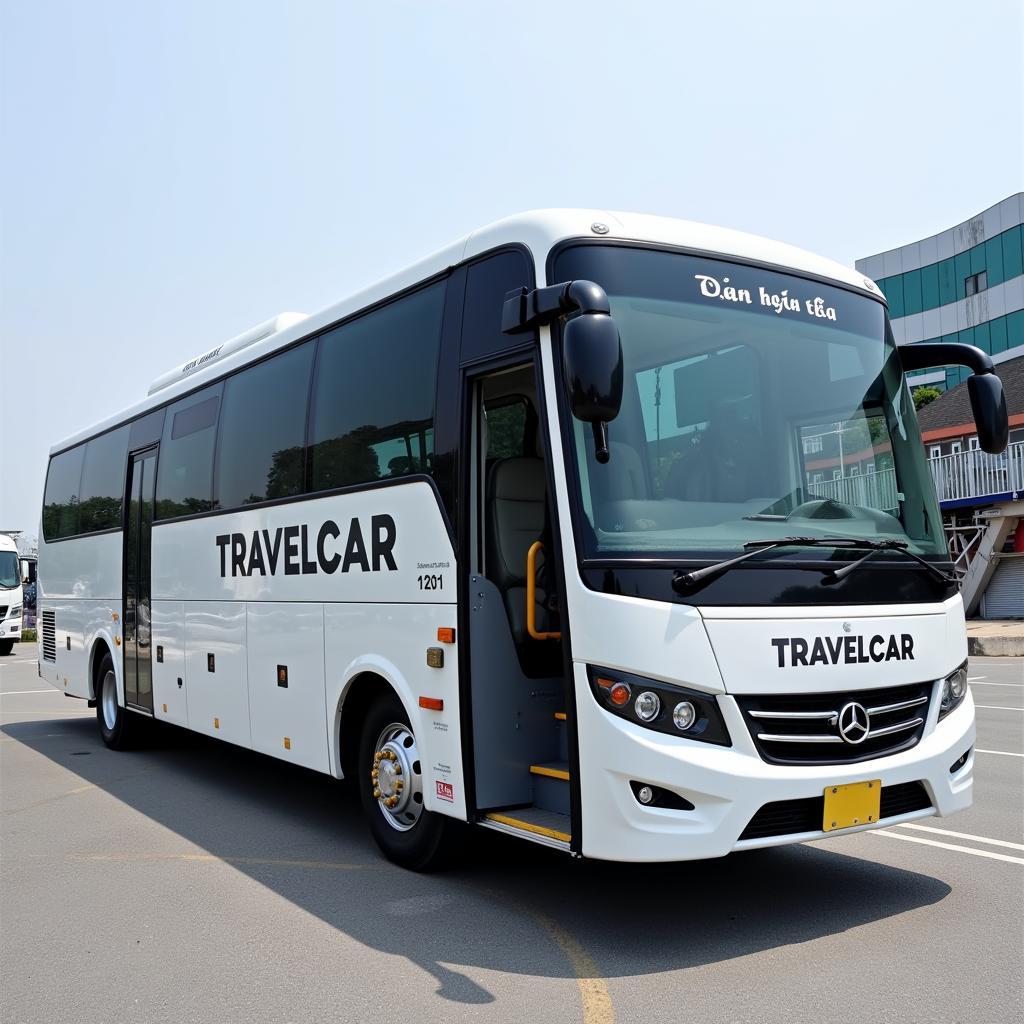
[481,807,571,849]
[479,712,572,850]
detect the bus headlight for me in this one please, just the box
[590,667,730,745]
[939,662,969,720]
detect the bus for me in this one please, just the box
[0,533,23,654]
[37,210,1007,869]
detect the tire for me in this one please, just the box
[0,640,14,656]
[357,690,458,871]
[95,651,143,750]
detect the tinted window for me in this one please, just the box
[155,384,221,519]
[42,446,85,540]
[309,282,445,491]
[461,250,535,363]
[79,426,129,533]
[485,399,529,458]
[215,342,314,508]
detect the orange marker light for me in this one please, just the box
[419,696,444,711]
[437,627,456,644]
[597,678,631,707]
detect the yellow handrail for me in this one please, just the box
[526,541,562,641]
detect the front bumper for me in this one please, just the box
[576,667,974,862]
[5,615,21,637]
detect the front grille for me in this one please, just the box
[41,609,56,662]
[739,781,932,841]
[0,605,7,619]
[735,681,932,766]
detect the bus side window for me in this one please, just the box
[155,384,222,520]
[308,282,445,492]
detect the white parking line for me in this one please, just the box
[0,689,61,696]
[973,705,1024,711]
[894,823,1024,851]
[970,681,1024,688]
[976,748,1024,757]
[870,830,1024,865]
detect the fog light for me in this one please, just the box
[635,690,661,722]
[636,784,654,805]
[673,701,696,731]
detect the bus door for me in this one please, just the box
[123,447,157,713]
[463,360,568,820]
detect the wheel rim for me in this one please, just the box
[101,670,118,731]
[370,721,424,832]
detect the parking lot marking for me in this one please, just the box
[0,711,92,717]
[532,912,615,1024]
[894,823,1024,851]
[0,689,62,696]
[870,830,1024,865]
[972,705,1024,711]
[970,680,1024,687]
[66,852,369,871]
[975,748,1024,757]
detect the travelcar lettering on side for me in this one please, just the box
[215,516,397,577]
[771,634,914,667]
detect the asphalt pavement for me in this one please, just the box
[1,643,1021,1024]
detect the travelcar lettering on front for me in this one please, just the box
[771,633,914,667]
[215,516,397,578]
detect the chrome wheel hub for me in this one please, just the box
[101,670,117,731]
[370,722,423,831]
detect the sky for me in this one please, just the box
[1,0,1022,540]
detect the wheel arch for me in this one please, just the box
[332,656,416,781]
[88,633,119,703]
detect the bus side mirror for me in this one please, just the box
[563,310,623,464]
[502,278,624,464]
[899,340,1009,454]
[967,373,1008,454]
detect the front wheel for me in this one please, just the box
[0,639,14,656]
[96,651,143,749]
[357,691,457,871]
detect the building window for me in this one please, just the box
[951,441,962,455]
[929,445,941,460]
[802,435,823,454]
[965,271,988,297]
[832,469,842,481]
[968,436,980,451]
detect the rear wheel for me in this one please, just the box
[357,690,457,871]
[96,651,143,749]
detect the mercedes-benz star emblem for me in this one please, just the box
[837,701,870,744]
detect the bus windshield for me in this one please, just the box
[554,245,947,561]
[0,551,20,589]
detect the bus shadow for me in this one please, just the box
[3,716,952,1004]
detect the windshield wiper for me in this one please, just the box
[672,535,957,591]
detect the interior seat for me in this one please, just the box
[486,456,547,642]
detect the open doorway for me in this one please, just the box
[464,361,573,846]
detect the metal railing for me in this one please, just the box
[811,469,899,513]
[928,441,1024,504]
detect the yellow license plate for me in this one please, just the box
[822,779,881,832]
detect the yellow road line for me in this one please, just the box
[532,911,615,1024]
[65,852,368,870]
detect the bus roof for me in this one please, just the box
[49,208,879,455]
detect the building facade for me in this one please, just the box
[856,193,1024,394]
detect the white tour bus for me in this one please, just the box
[37,210,1008,869]
[0,533,23,654]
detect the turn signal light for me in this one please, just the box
[419,696,444,711]
[437,627,456,644]
[596,677,632,707]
